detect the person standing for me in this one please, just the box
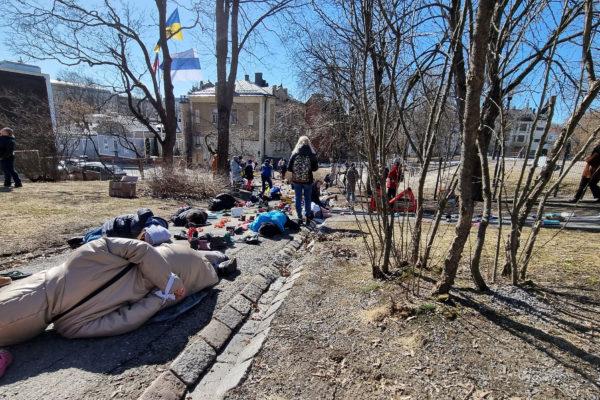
[229,156,242,187]
[0,127,22,188]
[244,159,255,190]
[386,161,400,199]
[260,159,274,194]
[346,163,359,203]
[278,158,287,180]
[571,144,600,202]
[288,136,319,222]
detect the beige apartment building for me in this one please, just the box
[181,73,292,165]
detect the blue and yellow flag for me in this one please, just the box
[154,8,184,52]
[165,9,183,41]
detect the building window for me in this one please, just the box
[194,109,200,124]
[212,109,218,124]
[520,123,527,131]
[536,126,544,131]
[533,139,540,143]
[517,135,525,143]
[104,138,109,151]
[231,110,238,125]
[248,110,254,126]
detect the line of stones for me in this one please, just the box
[138,230,308,400]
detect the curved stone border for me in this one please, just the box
[138,228,309,400]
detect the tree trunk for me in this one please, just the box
[433,0,497,296]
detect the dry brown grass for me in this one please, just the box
[145,168,227,201]
[0,181,180,266]
[322,217,600,288]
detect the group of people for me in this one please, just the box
[0,127,22,188]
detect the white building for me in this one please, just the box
[505,107,559,157]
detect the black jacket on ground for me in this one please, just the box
[288,144,318,184]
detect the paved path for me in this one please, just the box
[0,226,296,400]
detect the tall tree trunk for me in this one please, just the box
[433,0,497,296]
[157,0,176,166]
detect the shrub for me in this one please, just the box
[145,167,227,201]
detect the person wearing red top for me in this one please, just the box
[386,161,401,199]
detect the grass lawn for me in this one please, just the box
[0,181,181,268]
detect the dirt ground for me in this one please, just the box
[226,220,600,400]
[0,181,180,269]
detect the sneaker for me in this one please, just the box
[67,236,84,249]
[14,183,22,188]
[216,258,238,276]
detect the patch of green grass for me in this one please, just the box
[416,303,437,314]
[360,281,383,293]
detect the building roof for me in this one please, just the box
[189,80,273,97]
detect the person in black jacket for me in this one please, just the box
[0,128,22,188]
[570,144,600,202]
[288,136,319,222]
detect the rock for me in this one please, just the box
[139,371,187,400]
[170,340,216,386]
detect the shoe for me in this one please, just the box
[14,183,22,188]
[67,236,84,249]
[0,349,13,379]
[567,198,578,203]
[216,258,238,276]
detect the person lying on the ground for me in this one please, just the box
[311,180,336,208]
[67,208,169,248]
[171,206,208,227]
[0,236,237,347]
[570,144,600,203]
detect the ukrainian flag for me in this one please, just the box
[154,8,183,52]
[165,9,183,41]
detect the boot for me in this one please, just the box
[216,258,238,277]
[67,236,84,249]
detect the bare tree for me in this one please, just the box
[214,0,298,172]
[1,0,197,165]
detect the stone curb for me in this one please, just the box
[137,232,308,400]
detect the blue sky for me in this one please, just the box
[0,1,302,99]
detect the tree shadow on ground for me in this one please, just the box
[453,288,600,390]
[2,288,220,384]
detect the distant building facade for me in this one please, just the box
[505,107,560,157]
[180,73,292,165]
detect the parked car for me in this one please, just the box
[58,157,87,176]
[81,162,127,180]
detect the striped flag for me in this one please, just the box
[162,49,202,81]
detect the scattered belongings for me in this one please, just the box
[0,276,11,288]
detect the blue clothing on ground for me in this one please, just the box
[249,210,287,233]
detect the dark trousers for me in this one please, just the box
[293,183,313,219]
[261,175,273,194]
[574,173,600,200]
[2,157,21,187]
[387,187,397,199]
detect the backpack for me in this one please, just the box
[292,154,312,183]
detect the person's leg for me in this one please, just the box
[267,176,273,190]
[261,176,266,193]
[1,159,11,187]
[304,183,313,218]
[83,226,104,243]
[11,159,23,187]
[589,174,600,199]
[572,176,590,201]
[293,183,303,218]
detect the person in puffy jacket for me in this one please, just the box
[571,144,600,202]
[260,159,274,194]
[288,136,319,222]
[0,238,220,347]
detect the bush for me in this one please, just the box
[145,167,227,201]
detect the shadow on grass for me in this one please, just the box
[454,291,600,389]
